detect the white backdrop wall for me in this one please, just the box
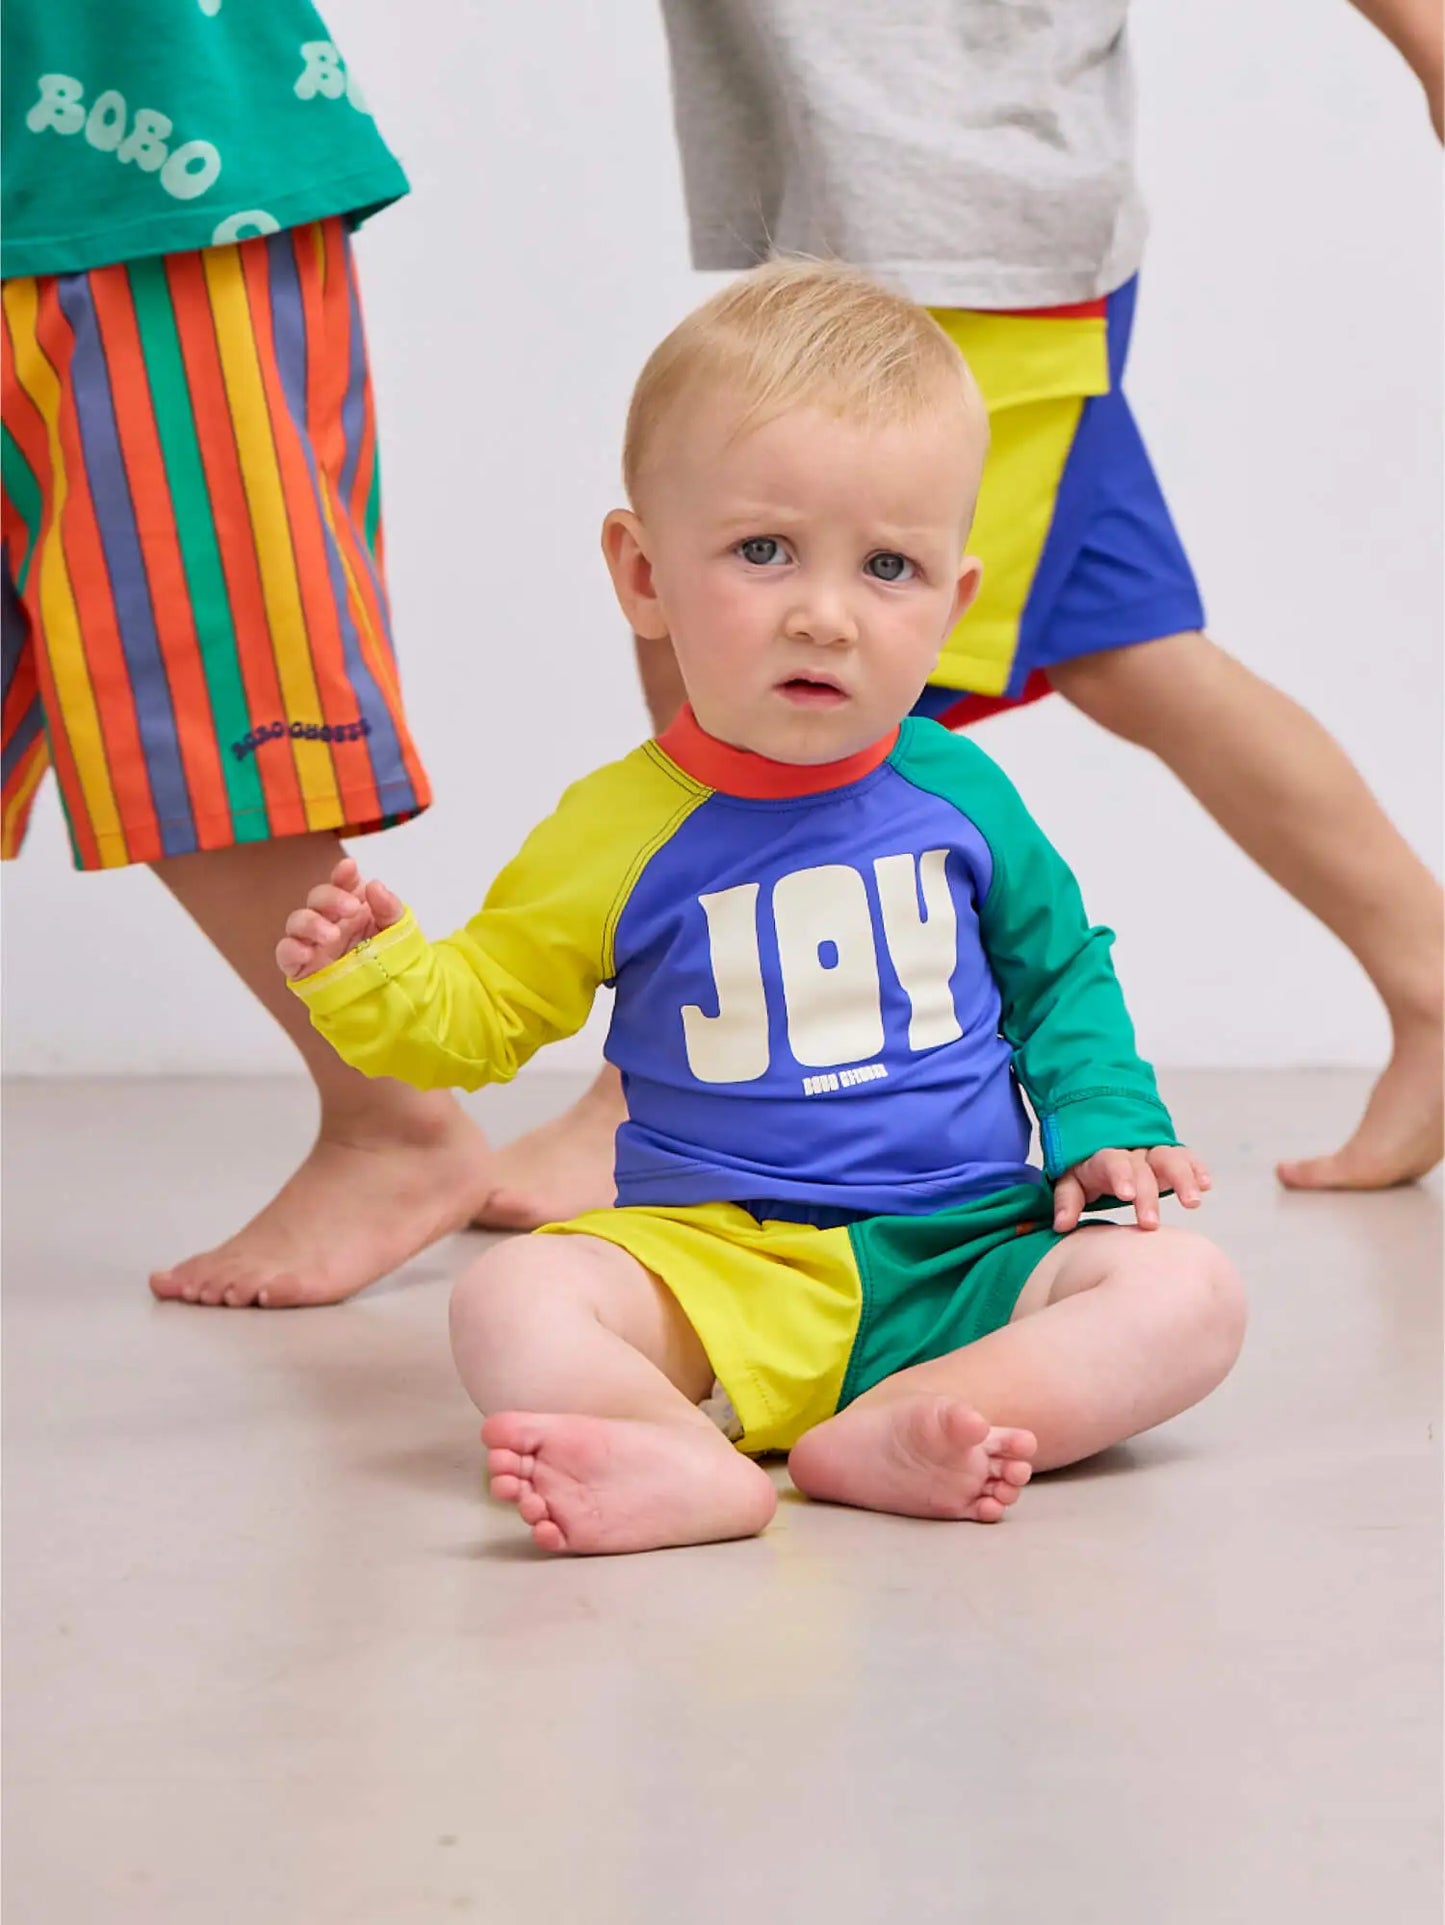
[2,0,1440,1076]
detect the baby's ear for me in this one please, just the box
[602,510,669,640]
[951,555,984,628]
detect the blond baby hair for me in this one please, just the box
[622,258,988,503]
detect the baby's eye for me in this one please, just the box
[866,552,914,583]
[737,536,789,567]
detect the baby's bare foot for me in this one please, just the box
[1277,1016,1443,1191]
[788,1393,1036,1521]
[475,1073,623,1232]
[482,1412,777,1554]
[149,1101,493,1309]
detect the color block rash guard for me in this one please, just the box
[292,711,1177,1214]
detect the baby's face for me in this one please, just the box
[623,392,984,764]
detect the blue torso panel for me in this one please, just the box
[606,748,1036,1214]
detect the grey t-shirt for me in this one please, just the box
[660,0,1146,308]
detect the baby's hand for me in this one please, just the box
[276,855,406,982]
[1053,1145,1211,1233]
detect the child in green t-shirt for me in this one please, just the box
[1,1,496,1307]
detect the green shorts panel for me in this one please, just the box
[838,1182,1062,1409]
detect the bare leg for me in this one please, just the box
[149,833,494,1308]
[476,633,686,1230]
[475,1071,624,1231]
[788,1224,1245,1512]
[450,1233,777,1553]
[1051,633,1443,1189]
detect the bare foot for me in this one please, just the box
[475,1070,623,1232]
[787,1393,1036,1521]
[1277,1017,1444,1191]
[483,1411,778,1554]
[150,1101,493,1309]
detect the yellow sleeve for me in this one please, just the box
[286,744,707,1091]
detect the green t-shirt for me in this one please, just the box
[1,0,409,280]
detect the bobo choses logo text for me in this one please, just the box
[232,716,372,761]
[24,43,373,248]
[682,850,964,1092]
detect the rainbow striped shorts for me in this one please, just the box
[1,218,430,870]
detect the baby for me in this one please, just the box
[278,263,1245,1555]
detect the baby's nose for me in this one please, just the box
[786,591,858,645]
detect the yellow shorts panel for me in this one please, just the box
[538,1203,863,1456]
[928,308,1108,697]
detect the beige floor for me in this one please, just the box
[2,1070,1440,1924]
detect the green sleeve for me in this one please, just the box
[896,723,1178,1177]
[287,744,708,1092]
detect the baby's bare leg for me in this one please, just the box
[789,1225,1245,1514]
[450,1234,776,1554]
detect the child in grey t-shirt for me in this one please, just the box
[485,0,1443,1221]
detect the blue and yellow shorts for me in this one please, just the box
[540,1184,1063,1456]
[915,278,1205,728]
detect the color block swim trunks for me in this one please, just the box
[914,279,1204,730]
[539,1183,1064,1456]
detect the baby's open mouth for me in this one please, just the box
[777,674,849,708]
